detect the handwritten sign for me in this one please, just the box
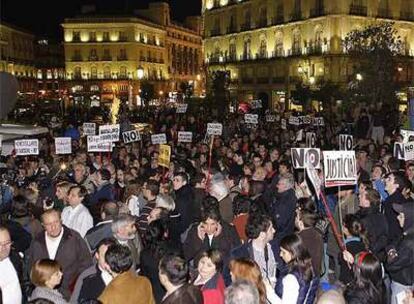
[178,131,193,143]
[15,139,39,156]
[99,124,120,142]
[151,133,167,145]
[55,137,72,154]
[207,123,223,136]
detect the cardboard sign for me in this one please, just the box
[394,142,405,160]
[404,142,414,161]
[55,137,72,155]
[289,116,300,125]
[306,133,317,148]
[207,123,223,136]
[296,129,304,141]
[244,114,259,124]
[306,161,321,199]
[289,116,324,126]
[400,129,414,143]
[158,144,171,168]
[323,150,357,187]
[87,136,112,152]
[151,133,167,145]
[176,104,188,114]
[122,130,141,144]
[99,124,120,142]
[291,148,321,169]
[15,139,39,156]
[339,134,353,151]
[281,119,287,130]
[178,131,193,143]
[312,117,325,126]
[83,123,96,136]
[266,115,276,122]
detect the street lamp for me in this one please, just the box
[356,73,363,81]
[137,66,144,80]
[309,76,315,85]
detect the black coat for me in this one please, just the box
[174,185,196,235]
[338,238,366,284]
[356,206,388,260]
[386,228,414,286]
[78,266,106,302]
[183,221,240,268]
[161,284,203,304]
[383,191,406,246]
[271,188,297,240]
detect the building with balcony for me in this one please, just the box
[0,22,37,96]
[202,0,414,110]
[62,2,203,105]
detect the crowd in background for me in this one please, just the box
[0,103,413,304]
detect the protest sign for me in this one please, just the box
[151,133,167,145]
[404,142,414,161]
[178,131,193,143]
[87,136,112,152]
[122,130,141,144]
[400,129,414,143]
[281,119,287,130]
[296,129,304,141]
[306,132,317,148]
[55,137,72,155]
[305,161,321,199]
[207,123,223,136]
[99,124,120,142]
[15,139,39,156]
[244,114,259,124]
[394,142,405,160]
[176,104,188,114]
[339,134,353,151]
[158,144,171,168]
[312,117,325,126]
[323,150,357,187]
[266,115,276,122]
[291,148,321,169]
[82,123,96,136]
[289,116,300,125]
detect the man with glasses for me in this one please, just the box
[0,226,23,304]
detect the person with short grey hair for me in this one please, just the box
[155,194,175,212]
[111,214,142,269]
[208,175,233,223]
[225,279,259,304]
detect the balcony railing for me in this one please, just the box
[271,14,284,25]
[377,8,392,18]
[88,56,98,61]
[272,49,285,57]
[71,56,82,62]
[210,28,221,36]
[310,6,326,17]
[256,18,268,28]
[240,53,252,61]
[117,56,128,61]
[288,48,302,56]
[290,12,303,22]
[400,11,414,21]
[227,25,238,34]
[240,22,251,31]
[349,5,367,16]
[101,56,112,61]
[256,52,268,60]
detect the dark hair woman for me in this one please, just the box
[344,252,386,304]
[276,234,319,304]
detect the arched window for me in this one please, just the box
[229,39,237,60]
[103,66,111,79]
[120,66,127,78]
[292,29,301,55]
[91,66,97,79]
[275,31,284,56]
[243,37,251,60]
[259,34,267,58]
[74,66,81,79]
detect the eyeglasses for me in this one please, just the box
[0,240,12,248]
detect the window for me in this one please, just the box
[259,37,267,58]
[73,32,80,42]
[74,67,81,79]
[243,38,251,59]
[91,67,98,79]
[120,66,127,78]
[90,32,96,41]
[103,49,111,60]
[89,49,98,60]
[229,40,237,60]
[292,29,301,55]
[103,32,109,41]
[119,49,127,60]
[104,66,111,79]
[275,32,284,56]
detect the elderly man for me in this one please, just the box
[208,173,233,223]
[27,209,92,300]
[0,226,23,304]
[271,173,297,240]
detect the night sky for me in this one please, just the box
[0,0,201,40]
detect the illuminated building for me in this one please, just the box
[62,2,203,106]
[202,0,414,110]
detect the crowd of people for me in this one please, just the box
[0,103,413,304]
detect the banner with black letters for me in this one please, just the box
[323,151,357,187]
[291,148,321,169]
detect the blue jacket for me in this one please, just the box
[275,270,319,304]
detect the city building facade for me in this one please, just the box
[202,0,414,110]
[62,2,203,106]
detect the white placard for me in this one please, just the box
[15,139,39,156]
[339,134,353,151]
[83,123,96,136]
[312,117,325,126]
[151,133,167,145]
[291,148,321,169]
[296,129,304,141]
[55,137,72,155]
[87,135,112,152]
[99,124,120,142]
[90,100,100,107]
[176,104,188,114]
[323,150,357,187]
[207,123,223,136]
[122,130,141,144]
[281,119,287,130]
[289,116,300,125]
[244,114,259,124]
[306,160,322,199]
[266,115,276,122]
[400,129,414,143]
[178,131,193,143]
[403,142,414,161]
[306,132,317,148]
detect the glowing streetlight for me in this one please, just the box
[309,76,315,85]
[137,66,144,80]
[356,73,363,81]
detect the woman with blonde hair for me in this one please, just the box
[29,259,68,304]
[229,258,267,304]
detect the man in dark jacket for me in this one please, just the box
[386,202,414,304]
[384,172,407,246]
[183,206,240,268]
[27,209,93,300]
[271,174,297,241]
[87,169,115,221]
[173,172,196,235]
